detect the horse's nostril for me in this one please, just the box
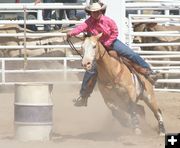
[87,62,91,65]
[82,61,91,68]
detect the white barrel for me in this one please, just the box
[14,83,53,141]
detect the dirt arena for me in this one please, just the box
[0,82,180,148]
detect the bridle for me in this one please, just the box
[67,35,106,59]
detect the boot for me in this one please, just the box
[133,66,161,85]
[121,58,161,85]
[145,70,162,85]
[73,96,88,107]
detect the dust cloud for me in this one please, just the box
[0,62,179,148]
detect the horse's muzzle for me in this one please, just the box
[82,61,92,71]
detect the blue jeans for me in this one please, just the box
[80,64,97,98]
[56,0,77,20]
[112,39,150,68]
[43,0,55,30]
[80,39,150,97]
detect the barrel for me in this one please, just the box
[14,83,53,141]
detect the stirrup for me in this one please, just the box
[73,96,88,107]
[146,77,155,85]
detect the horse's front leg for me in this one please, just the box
[128,101,142,135]
[98,82,130,127]
[115,84,142,135]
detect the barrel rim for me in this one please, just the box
[15,82,53,86]
[14,102,53,106]
[14,121,53,125]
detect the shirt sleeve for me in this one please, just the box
[69,21,88,36]
[103,18,118,48]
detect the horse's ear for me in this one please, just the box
[84,32,92,37]
[95,33,103,40]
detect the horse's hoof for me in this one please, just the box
[159,122,166,136]
[134,128,142,135]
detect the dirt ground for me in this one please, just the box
[0,83,180,148]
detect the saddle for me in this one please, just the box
[106,49,148,88]
[107,49,155,85]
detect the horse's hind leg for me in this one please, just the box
[143,91,166,136]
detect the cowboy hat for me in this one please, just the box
[85,2,107,12]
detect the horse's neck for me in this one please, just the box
[97,43,122,80]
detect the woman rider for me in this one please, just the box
[67,2,159,107]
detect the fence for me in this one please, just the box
[125,0,180,15]
[125,1,180,92]
[0,57,84,85]
[0,3,85,86]
[127,14,180,92]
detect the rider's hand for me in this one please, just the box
[66,32,72,39]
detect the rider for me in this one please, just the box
[67,2,159,107]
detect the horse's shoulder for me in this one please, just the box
[108,50,119,58]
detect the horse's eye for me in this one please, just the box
[81,45,84,49]
[93,45,96,49]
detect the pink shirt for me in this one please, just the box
[69,15,118,48]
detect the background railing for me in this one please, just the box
[0,57,84,85]
[125,0,180,15]
[127,14,180,92]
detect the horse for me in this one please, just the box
[80,33,166,136]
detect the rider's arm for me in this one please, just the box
[67,22,88,37]
[103,17,118,48]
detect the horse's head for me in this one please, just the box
[133,22,157,43]
[81,33,102,71]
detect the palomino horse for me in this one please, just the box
[81,34,166,135]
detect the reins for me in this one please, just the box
[66,38,83,58]
[66,36,106,60]
[97,41,106,60]
[96,41,124,84]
